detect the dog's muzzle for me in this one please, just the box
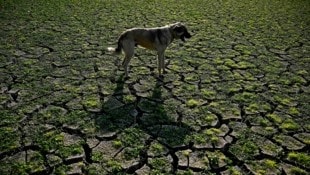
[181,32,192,42]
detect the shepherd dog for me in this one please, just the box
[107,22,191,77]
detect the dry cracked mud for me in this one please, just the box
[0,0,309,175]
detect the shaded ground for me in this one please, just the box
[0,0,309,174]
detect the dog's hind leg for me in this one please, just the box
[122,41,135,77]
[122,55,132,77]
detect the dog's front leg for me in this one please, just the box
[161,52,165,74]
[157,50,165,76]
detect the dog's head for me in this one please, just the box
[171,22,192,42]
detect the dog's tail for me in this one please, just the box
[107,36,123,55]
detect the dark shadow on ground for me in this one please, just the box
[94,74,194,148]
[94,74,136,132]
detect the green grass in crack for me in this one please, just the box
[205,128,222,144]
[247,159,280,174]
[1,154,45,175]
[0,120,20,151]
[107,160,123,173]
[202,112,218,125]
[187,128,222,145]
[149,157,170,174]
[58,144,84,158]
[149,142,165,156]
[229,131,260,161]
[208,151,231,168]
[33,129,64,152]
[118,127,146,160]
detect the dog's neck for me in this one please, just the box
[169,28,176,44]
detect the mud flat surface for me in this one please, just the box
[0,0,309,174]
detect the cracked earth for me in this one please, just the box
[0,0,309,174]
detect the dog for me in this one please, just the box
[107,22,191,77]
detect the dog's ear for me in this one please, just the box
[172,24,184,34]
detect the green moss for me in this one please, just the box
[54,164,70,175]
[185,73,200,82]
[150,143,164,155]
[280,119,299,131]
[182,150,192,157]
[229,167,242,175]
[266,113,282,124]
[274,96,296,106]
[149,158,170,170]
[124,146,143,160]
[246,103,260,113]
[265,126,276,132]
[288,107,300,116]
[287,152,310,167]
[211,136,219,144]
[264,159,277,168]
[82,96,100,109]
[297,69,308,76]
[228,86,242,94]
[224,58,238,68]
[123,94,136,103]
[290,167,307,175]
[186,99,200,108]
[237,61,255,69]
[232,92,259,103]
[201,89,216,99]
[230,138,259,160]
[58,144,83,158]
[214,57,224,65]
[107,160,122,172]
[112,140,123,149]
[0,127,19,151]
[120,128,145,147]
[190,133,207,144]
[204,128,222,136]
[258,118,271,127]
[92,151,104,162]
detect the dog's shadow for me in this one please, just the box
[94,74,193,147]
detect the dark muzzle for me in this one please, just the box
[181,31,192,42]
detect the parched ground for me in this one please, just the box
[0,0,309,174]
